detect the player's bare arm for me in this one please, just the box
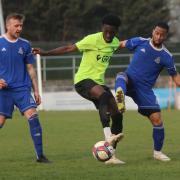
[0,79,7,89]
[32,44,77,56]
[119,40,127,48]
[172,74,180,87]
[26,64,41,105]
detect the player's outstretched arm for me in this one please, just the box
[172,74,180,87]
[32,44,77,56]
[26,64,41,105]
[119,40,127,48]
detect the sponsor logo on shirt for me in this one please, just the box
[18,47,24,55]
[1,47,6,52]
[140,48,146,53]
[154,57,161,64]
[96,55,110,63]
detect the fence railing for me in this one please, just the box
[35,53,180,110]
[37,53,180,82]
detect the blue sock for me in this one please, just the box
[28,114,43,158]
[153,124,164,151]
[0,124,3,128]
[115,73,127,94]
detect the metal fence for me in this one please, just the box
[39,53,180,82]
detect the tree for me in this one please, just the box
[118,0,170,39]
[2,0,170,42]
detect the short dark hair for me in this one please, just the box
[6,13,25,24]
[155,22,169,32]
[102,14,121,28]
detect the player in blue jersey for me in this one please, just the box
[115,22,180,161]
[0,13,50,163]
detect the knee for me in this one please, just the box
[24,108,38,120]
[28,113,41,128]
[28,113,39,121]
[153,120,163,126]
[149,112,163,126]
[150,116,163,126]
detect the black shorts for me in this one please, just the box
[75,79,113,109]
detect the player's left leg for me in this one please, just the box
[24,108,50,163]
[107,95,124,145]
[148,111,170,161]
[13,89,50,163]
[103,91,125,165]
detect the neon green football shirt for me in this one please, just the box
[75,32,120,85]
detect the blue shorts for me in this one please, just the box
[126,76,160,112]
[0,88,37,118]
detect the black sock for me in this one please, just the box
[111,112,123,149]
[98,92,111,128]
[111,112,123,134]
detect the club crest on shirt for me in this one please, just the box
[1,47,6,52]
[140,48,146,53]
[18,47,24,55]
[154,57,161,64]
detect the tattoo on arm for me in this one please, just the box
[26,64,39,92]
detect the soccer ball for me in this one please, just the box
[92,141,114,162]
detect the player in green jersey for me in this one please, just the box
[33,14,125,165]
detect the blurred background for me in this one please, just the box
[0,0,180,110]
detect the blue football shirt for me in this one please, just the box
[0,35,35,89]
[125,37,177,88]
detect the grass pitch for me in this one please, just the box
[0,110,180,180]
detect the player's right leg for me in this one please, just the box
[75,80,120,140]
[105,133,125,165]
[106,91,124,146]
[115,72,128,113]
[88,85,122,142]
[75,79,112,140]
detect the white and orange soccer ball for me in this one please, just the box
[92,141,114,162]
